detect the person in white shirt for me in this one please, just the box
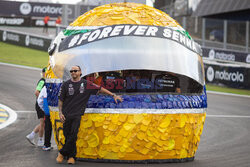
[37,86,52,151]
[26,67,47,147]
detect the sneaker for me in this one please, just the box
[37,139,44,147]
[26,134,35,145]
[56,153,64,163]
[42,146,53,151]
[67,157,75,164]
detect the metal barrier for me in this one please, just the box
[204,59,250,89]
[175,17,250,53]
[0,28,52,51]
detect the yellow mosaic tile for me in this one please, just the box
[69,3,182,28]
[50,111,206,160]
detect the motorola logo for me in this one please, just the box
[246,54,250,63]
[20,3,32,15]
[25,35,30,46]
[206,66,214,82]
[25,35,44,47]
[19,3,73,16]
[215,70,244,82]
[208,49,235,61]
[2,31,7,41]
[208,49,215,60]
[2,31,19,42]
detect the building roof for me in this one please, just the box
[193,0,250,17]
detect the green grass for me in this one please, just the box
[0,42,249,96]
[0,42,48,68]
[206,84,250,96]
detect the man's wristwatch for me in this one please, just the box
[112,94,116,97]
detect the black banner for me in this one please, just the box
[31,19,57,27]
[0,16,31,26]
[202,47,250,64]
[59,24,201,54]
[0,0,74,18]
[204,62,250,89]
[0,29,52,51]
[0,16,61,27]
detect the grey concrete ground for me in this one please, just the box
[0,64,250,167]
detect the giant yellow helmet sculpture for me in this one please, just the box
[46,3,207,163]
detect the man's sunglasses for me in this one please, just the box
[70,70,79,73]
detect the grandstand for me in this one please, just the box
[155,0,250,52]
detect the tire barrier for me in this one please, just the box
[0,29,52,51]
